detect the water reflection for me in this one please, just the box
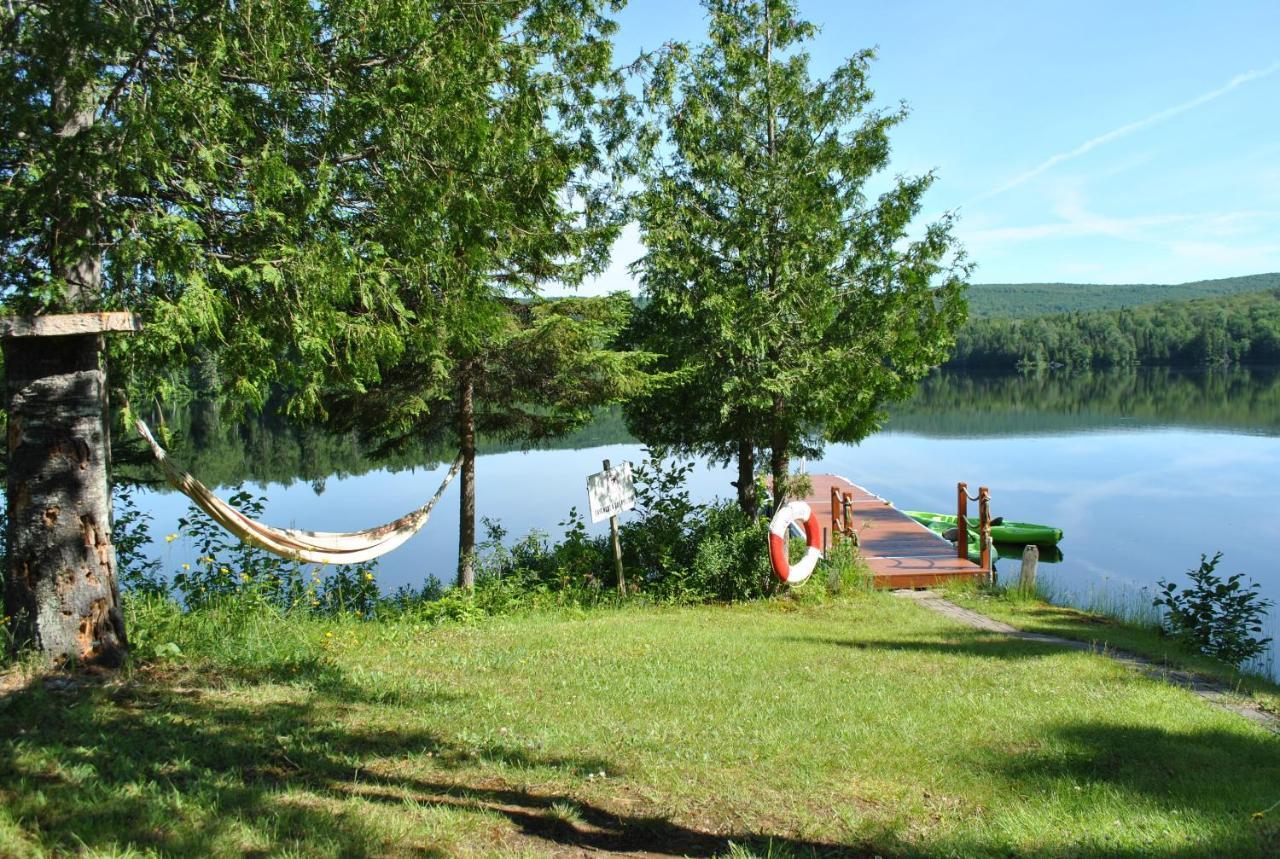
[120,366,1279,677]
[888,365,1280,438]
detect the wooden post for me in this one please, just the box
[956,482,969,561]
[830,485,842,541]
[2,312,140,666]
[603,459,625,596]
[978,486,992,574]
[1019,545,1039,593]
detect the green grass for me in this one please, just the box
[945,586,1280,718]
[2,593,1278,857]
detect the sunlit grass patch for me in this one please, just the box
[1,593,1277,857]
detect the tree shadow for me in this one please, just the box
[786,632,1079,662]
[0,662,878,857]
[981,721,1280,858]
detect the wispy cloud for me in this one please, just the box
[963,205,1280,246]
[970,62,1280,204]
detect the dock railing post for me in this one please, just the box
[978,486,992,576]
[956,482,969,561]
[830,485,842,542]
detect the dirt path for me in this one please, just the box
[893,589,1280,734]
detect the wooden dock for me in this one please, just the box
[802,474,989,589]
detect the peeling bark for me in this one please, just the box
[4,333,126,666]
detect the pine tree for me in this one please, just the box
[627,0,968,514]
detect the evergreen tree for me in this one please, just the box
[337,294,650,588]
[627,0,968,515]
[0,0,639,651]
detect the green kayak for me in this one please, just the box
[903,510,1063,547]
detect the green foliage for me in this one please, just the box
[1154,552,1275,668]
[678,502,774,602]
[819,538,871,597]
[626,0,968,509]
[949,288,1280,369]
[1,0,640,422]
[966,272,1280,319]
[112,484,165,596]
[342,295,652,452]
[621,451,776,602]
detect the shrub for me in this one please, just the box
[676,502,774,602]
[113,483,166,595]
[1153,552,1274,668]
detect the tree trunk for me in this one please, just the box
[4,333,126,666]
[768,387,789,509]
[456,366,476,590]
[770,436,789,511]
[735,438,757,517]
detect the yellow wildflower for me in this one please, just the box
[181,563,190,570]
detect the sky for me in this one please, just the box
[575,0,1280,294]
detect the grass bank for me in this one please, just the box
[2,592,1278,857]
[945,586,1280,717]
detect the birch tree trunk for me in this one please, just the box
[4,331,126,666]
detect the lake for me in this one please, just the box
[129,366,1280,673]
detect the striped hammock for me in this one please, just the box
[134,419,461,565]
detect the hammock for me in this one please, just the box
[134,419,462,565]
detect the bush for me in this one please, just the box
[113,483,166,595]
[1154,552,1274,667]
[667,502,774,602]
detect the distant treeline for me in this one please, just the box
[964,272,1280,319]
[948,289,1280,369]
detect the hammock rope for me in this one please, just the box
[134,419,462,565]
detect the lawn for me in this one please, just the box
[1,592,1277,857]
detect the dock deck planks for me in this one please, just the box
[801,474,988,589]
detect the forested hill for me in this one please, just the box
[948,288,1280,369]
[966,273,1280,319]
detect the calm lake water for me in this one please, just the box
[131,366,1280,672]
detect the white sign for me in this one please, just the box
[587,461,636,524]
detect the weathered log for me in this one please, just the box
[4,328,127,666]
[0,312,141,339]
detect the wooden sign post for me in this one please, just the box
[2,312,140,666]
[587,459,635,596]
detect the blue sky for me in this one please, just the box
[578,0,1280,293]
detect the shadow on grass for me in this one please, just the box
[4,652,1276,858]
[0,659,874,858]
[787,632,1081,661]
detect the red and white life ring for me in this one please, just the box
[768,500,823,583]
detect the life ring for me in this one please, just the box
[768,500,823,583]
